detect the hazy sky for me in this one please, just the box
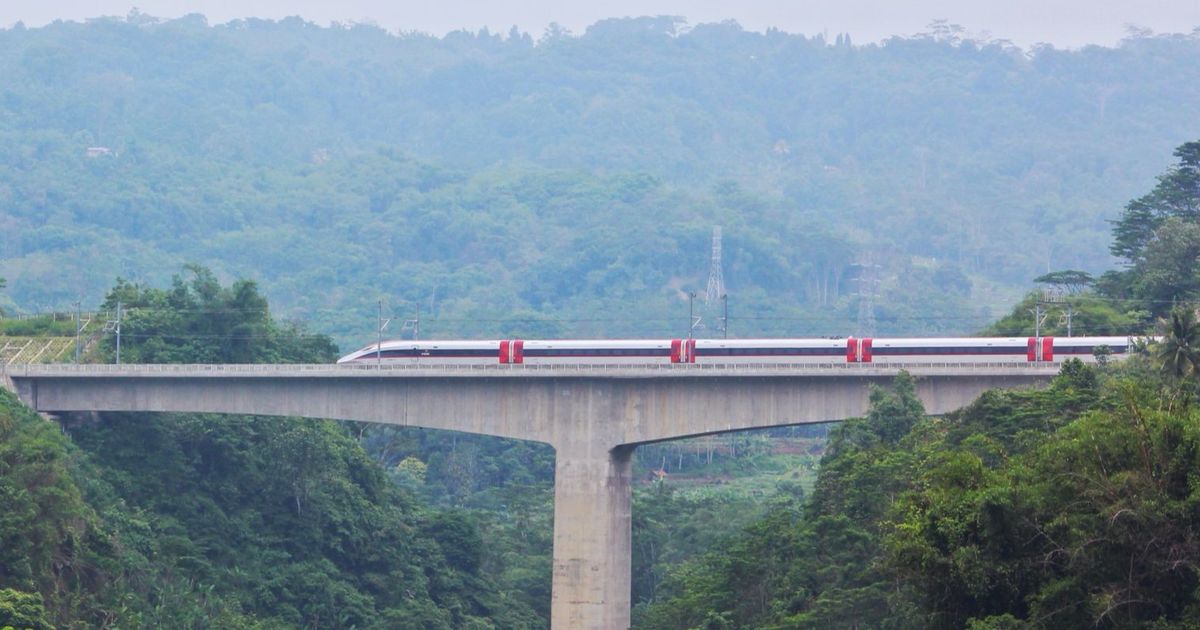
[3,0,1199,48]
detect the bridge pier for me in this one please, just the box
[551,443,634,630]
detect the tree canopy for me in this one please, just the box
[100,265,338,363]
[1034,269,1094,295]
[2,18,1199,342]
[1101,141,1200,314]
[0,273,544,628]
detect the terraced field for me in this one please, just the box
[0,337,77,364]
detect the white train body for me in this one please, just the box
[866,337,1031,364]
[337,336,1139,366]
[340,340,501,365]
[692,338,850,364]
[518,340,674,364]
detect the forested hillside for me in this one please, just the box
[6,10,1200,629]
[634,141,1200,628]
[2,16,1199,343]
[0,275,545,629]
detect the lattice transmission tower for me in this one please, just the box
[854,259,880,337]
[705,226,725,306]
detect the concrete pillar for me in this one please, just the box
[551,443,634,629]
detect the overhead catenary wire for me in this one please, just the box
[61,310,1177,328]
[106,321,1156,342]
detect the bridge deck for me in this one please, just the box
[3,362,1065,379]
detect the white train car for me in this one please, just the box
[692,338,852,364]
[336,340,501,365]
[863,337,1032,364]
[515,339,675,364]
[1051,336,1134,359]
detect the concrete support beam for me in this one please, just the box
[552,445,634,630]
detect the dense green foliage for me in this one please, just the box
[0,390,104,630]
[635,141,1200,628]
[637,358,1200,628]
[637,373,930,628]
[2,17,1200,343]
[887,364,1200,628]
[0,274,543,628]
[1101,141,1200,316]
[66,412,540,628]
[982,291,1142,337]
[360,413,825,621]
[360,426,557,620]
[1156,307,1200,379]
[99,265,337,363]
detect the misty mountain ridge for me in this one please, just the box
[1,14,1198,342]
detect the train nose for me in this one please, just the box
[336,352,362,364]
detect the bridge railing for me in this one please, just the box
[3,361,1066,377]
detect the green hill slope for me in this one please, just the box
[1,17,1199,344]
[0,278,545,629]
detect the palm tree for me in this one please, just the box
[1157,307,1200,378]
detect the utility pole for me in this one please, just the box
[1029,303,1047,338]
[114,302,122,365]
[688,292,698,339]
[1062,303,1075,337]
[74,301,81,363]
[103,303,123,364]
[721,293,728,339]
[377,300,391,368]
[400,303,421,341]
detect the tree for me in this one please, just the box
[1110,141,1200,262]
[0,588,52,630]
[99,265,337,364]
[1033,270,1094,295]
[1103,141,1200,314]
[1128,218,1200,306]
[1156,307,1200,378]
[983,291,1141,337]
[866,370,926,445]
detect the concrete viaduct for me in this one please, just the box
[2,362,1058,629]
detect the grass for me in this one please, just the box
[0,315,77,337]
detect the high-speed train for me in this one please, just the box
[336,336,1138,365]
